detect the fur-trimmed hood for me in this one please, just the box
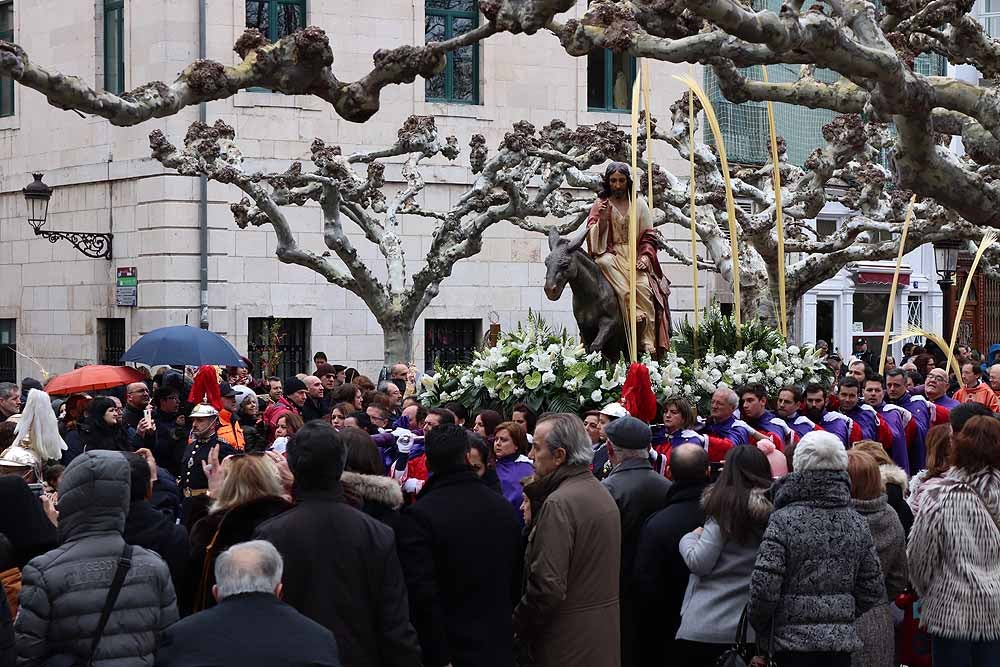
[879,463,909,493]
[342,471,404,510]
[701,485,773,522]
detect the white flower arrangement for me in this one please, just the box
[418,311,832,416]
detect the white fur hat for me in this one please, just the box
[793,431,848,472]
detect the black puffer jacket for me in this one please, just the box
[748,470,885,654]
[14,451,179,666]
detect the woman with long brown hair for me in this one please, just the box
[907,423,953,515]
[676,445,774,665]
[185,451,292,613]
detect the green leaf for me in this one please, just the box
[524,371,542,390]
[525,392,544,413]
[499,385,512,402]
[482,371,497,390]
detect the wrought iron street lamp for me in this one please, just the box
[933,238,961,349]
[22,173,113,260]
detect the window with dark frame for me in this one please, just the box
[104,0,124,95]
[246,0,306,42]
[98,318,126,366]
[586,49,635,112]
[247,317,311,381]
[424,0,479,104]
[424,319,480,372]
[0,319,15,384]
[0,2,12,117]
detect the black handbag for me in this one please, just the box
[716,604,778,667]
[49,544,133,667]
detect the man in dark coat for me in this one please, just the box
[155,540,340,666]
[255,421,420,667]
[601,415,672,667]
[633,444,711,663]
[151,386,187,477]
[122,452,188,597]
[395,424,522,667]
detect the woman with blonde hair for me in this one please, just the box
[185,451,292,613]
[847,450,908,667]
[852,440,914,537]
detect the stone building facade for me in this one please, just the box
[0,0,709,380]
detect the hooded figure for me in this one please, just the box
[14,450,178,665]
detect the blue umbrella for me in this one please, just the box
[120,325,245,367]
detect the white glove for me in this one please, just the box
[396,433,413,454]
[391,427,414,439]
[403,477,424,494]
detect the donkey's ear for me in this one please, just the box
[567,223,589,251]
[548,227,561,251]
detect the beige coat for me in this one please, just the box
[514,464,622,667]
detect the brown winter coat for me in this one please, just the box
[513,464,622,667]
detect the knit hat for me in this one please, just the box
[603,415,651,450]
[793,431,848,472]
[284,377,307,396]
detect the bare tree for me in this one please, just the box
[148,115,629,363]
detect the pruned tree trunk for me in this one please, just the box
[381,319,415,368]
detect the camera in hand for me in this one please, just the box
[28,482,44,497]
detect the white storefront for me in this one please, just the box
[797,201,946,363]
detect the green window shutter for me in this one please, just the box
[245,1,306,92]
[104,0,125,95]
[586,49,635,112]
[424,0,480,104]
[0,1,12,117]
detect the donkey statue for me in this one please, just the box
[544,226,627,360]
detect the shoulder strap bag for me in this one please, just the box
[83,543,133,667]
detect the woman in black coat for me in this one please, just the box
[76,396,133,453]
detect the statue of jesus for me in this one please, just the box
[586,162,672,355]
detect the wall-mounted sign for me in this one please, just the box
[116,267,137,307]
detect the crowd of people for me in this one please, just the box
[0,341,999,666]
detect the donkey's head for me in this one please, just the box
[544,226,588,301]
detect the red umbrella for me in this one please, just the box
[45,365,146,396]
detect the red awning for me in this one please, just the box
[855,271,910,286]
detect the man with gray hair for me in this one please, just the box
[155,540,341,666]
[698,386,757,462]
[0,381,20,419]
[378,379,403,416]
[513,413,622,666]
[601,415,671,667]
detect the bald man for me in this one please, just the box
[300,375,329,422]
[634,444,711,661]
